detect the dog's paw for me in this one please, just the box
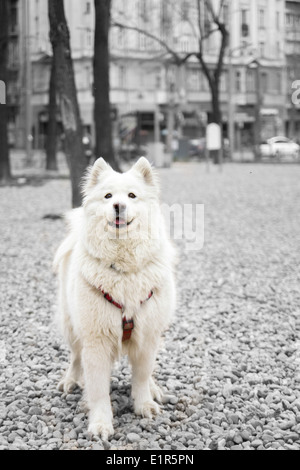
[134,400,161,419]
[58,377,76,393]
[57,376,83,393]
[88,420,114,440]
[150,378,163,403]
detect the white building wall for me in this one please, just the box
[25,0,290,146]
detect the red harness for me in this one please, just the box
[99,288,154,341]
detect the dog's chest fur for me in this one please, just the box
[77,238,165,311]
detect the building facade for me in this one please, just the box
[285,0,300,137]
[7,0,300,154]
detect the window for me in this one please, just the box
[241,9,249,37]
[258,8,265,28]
[86,29,93,48]
[246,69,255,92]
[181,1,189,21]
[261,72,268,93]
[276,41,280,58]
[166,65,176,89]
[180,37,190,53]
[86,66,92,91]
[275,71,281,92]
[222,3,229,25]
[139,0,148,22]
[200,72,209,91]
[85,2,91,15]
[276,11,280,29]
[161,1,171,27]
[155,71,162,89]
[188,69,201,91]
[118,65,127,89]
[10,0,18,34]
[118,27,127,49]
[8,41,19,68]
[138,33,147,50]
[259,41,265,57]
[220,71,228,93]
[286,13,292,27]
[236,70,242,92]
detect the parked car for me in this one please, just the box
[260,136,300,159]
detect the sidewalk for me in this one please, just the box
[9,149,70,179]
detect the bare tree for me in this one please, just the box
[0,0,11,182]
[113,0,229,164]
[197,0,228,125]
[45,58,58,171]
[48,0,86,207]
[94,0,119,170]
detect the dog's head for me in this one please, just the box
[82,157,160,241]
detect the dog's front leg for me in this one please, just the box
[82,341,114,439]
[130,346,161,418]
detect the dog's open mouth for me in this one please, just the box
[108,217,134,229]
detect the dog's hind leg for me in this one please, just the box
[58,315,83,393]
[58,340,83,393]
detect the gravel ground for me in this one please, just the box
[1,162,300,450]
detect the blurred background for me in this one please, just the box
[1,0,300,193]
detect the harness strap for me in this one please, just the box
[99,288,154,341]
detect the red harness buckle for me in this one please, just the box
[122,317,134,342]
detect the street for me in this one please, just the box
[0,162,300,450]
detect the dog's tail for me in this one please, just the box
[53,208,83,273]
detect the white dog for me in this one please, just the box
[53,157,176,439]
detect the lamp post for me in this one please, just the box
[227,0,235,161]
[228,49,235,161]
[248,59,262,160]
[166,82,176,157]
[24,0,33,164]
[154,76,160,144]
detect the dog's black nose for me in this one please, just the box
[114,203,126,214]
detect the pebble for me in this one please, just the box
[2,164,300,450]
[28,407,43,416]
[252,439,263,448]
[279,421,295,430]
[127,433,141,443]
[231,444,243,450]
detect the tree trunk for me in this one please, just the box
[46,58,58,171]
[0,0,11,182]
[209,82,222,165]
[48,0,86,207]
[94,0,119,170]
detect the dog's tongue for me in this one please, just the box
[116,217,126,225]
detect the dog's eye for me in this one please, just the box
[128,193,136,199]
[105,193,112,199]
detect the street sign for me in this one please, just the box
[206,123,221,151]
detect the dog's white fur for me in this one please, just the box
[53,157,176,439]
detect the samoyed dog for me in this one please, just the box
[53,157,176,439]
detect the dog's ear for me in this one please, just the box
[132,157,157,186]
[82,157,112,195]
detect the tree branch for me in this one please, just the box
[112,21,180,64]
[197,0,204,51]
[218,0,226,19]
[214,23,228,82]
[111,20,196,66]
